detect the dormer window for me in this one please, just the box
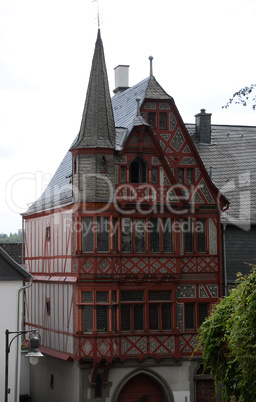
[129,156,147,183]
[148,112,156,129]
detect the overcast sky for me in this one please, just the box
[0,0,255,235]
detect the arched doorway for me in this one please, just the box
[117,373,166,402]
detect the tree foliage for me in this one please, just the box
[0,232,22,243]
[223,84,256,110]
[197,267,256,401]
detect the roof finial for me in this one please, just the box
[149,56,153,76]
[136,98,140,117]
[92,0,100,28]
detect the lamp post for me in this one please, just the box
[5,329,43,402]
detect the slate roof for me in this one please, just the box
[23,30,256,223]
[112,75,172,146]
[0,246,32,281]
[187,123,256,225]
[71,29,115,150]
[0,243,23,264]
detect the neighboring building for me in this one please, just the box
[0,243,23,264]
[0,246,32,402]
[186,118,256,294]
[23,30,229,401]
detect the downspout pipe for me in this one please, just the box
[15,277,33,402]
[223,223,228,297]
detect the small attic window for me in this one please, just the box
[100,156,107,172]
[74,157,77,174]
[159,112,167,129]
[46,226,50,240]
[129,156,147,183]
[148,112,156,129]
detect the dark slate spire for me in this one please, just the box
[71,29,115,150]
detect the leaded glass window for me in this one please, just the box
[82,291,93,303]
[134,304,144,331]
[121,291,144,302]
[83,305,93,333]
[97,217,110,252]
[177,167,184,184]
[185,303,195,330]
[149,304,159,330]
[184,219,194,253]
[82,217,94,252]
[197,219,206,253]
[151,166,158,183]
[186,167,193,185]
[135,219,146,253]
[162,304,172,330]
[199,303,209,326]
[122,218,132,253]
[96,305,108,332]
[96,291,109,303]
[121,304,131,331]
[150,218,160,253]
[112,218,118,253]
[159,112,167,129]
[149,290,172,301]
[148,112,156,129]
[163,218,173,253]
[120,165,126,183]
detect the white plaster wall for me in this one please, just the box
[0,280,24,402]
[30,355,80,402]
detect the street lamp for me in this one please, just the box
[5,329,43,402]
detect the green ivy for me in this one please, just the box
[197,267,256,401]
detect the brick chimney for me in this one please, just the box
[113,65,129,95]
[195,109,212,144]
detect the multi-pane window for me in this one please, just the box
[177,167,194,185]
[184,219,194,253]
[82,217,94,252]
[148,112,156,129]
[163,218,173,253]
[97,217,110,252]
[148,290,172,331]
[120,291,144,332]
[82,217,117,253]
[135,219,146,253]
[151,166,158,183]
[197,219,206,253]
[150,218,160,253]
[82,290,116,334]
[159,112,167,129]
[185,303,195,330]
[121,218,132,252]
[122,217,174,254]
[199,303,209,327]
[120,165,126,183]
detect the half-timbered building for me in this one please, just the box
[23,29,228,402]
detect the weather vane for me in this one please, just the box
[92,0,100,28]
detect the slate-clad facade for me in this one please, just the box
[24,30,229,401]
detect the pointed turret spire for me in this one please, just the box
[71,29,115,150]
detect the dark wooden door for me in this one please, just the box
[117,373,165,402]
[196,379,216,401]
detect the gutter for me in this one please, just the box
[15,277,33,402]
